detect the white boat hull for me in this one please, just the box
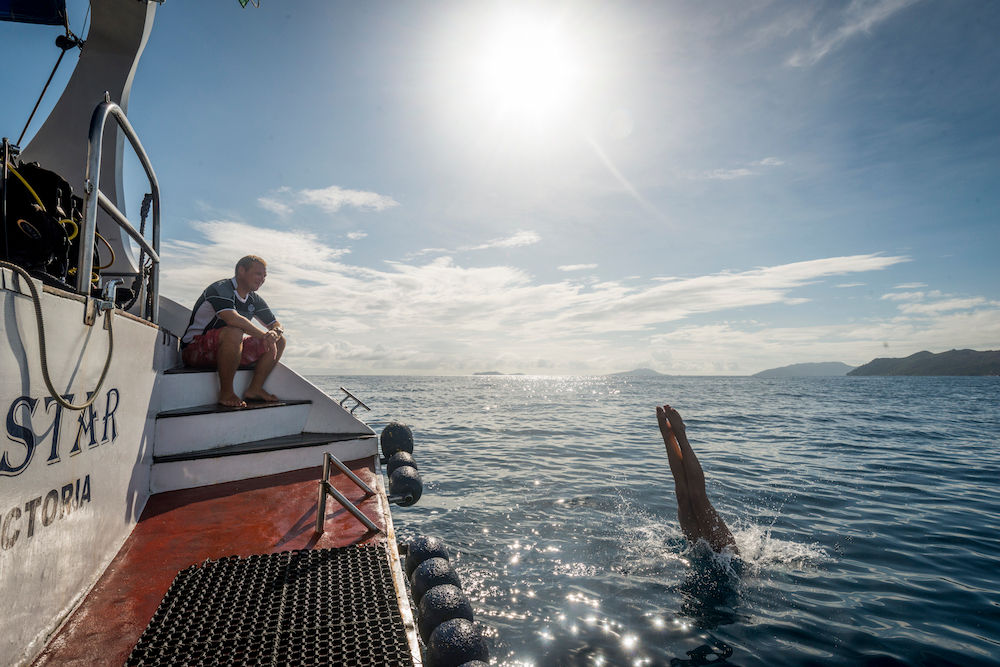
[0,269,175,665]
[1,275,378,665]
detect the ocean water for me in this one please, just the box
[311,375,1000,666]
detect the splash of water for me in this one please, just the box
[732,523,830,573]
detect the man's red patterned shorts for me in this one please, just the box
[182,328,270,368]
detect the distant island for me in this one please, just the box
[606,368,666,377]
[753,362,855,378]
[848,349,1000,376]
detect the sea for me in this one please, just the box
[311,374,1000,667]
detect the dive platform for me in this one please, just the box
[32,462,418,666]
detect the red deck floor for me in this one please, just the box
[33,459,386,666]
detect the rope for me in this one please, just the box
[16,20,84,147]
[0,260,114,411]
[123,193,153,313]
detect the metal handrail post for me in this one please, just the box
[315,452,382,535]
[82,95,161,323]
[321,481,381,534]
[326,454,377,496]
[79,101,106,292]
[315,452,332,534]
[339,387,371,414]
[1,138,9,262]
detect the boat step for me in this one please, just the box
[162,365,255,374]
[154,401,313,457]
[153,431,375,464]
[159,369,257,412]
[157,399,311,419]
[149,436,375,493]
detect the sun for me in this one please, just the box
[469,12,585,127]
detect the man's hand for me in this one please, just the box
[262,328,280,355]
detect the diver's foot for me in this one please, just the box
[656,405,673,440]
[244,388,279,402]
[219,391,246,408]
[662,404,686,436]
[657,404,686,438]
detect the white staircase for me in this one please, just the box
[149,364,376,493]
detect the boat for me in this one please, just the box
[0,2,446,664]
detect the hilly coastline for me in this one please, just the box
[753,362,855,378]
[606,368,666,377]
[848,349,1000,376]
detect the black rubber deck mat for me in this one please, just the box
[127,545,414,666]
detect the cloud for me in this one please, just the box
[160,221,922,374]
[881,290,935,301]
[346,231,368,240]
[835,282,864,288]
[893,282,926,289]
[698,157,784,180]
[879,288,998,324]
[558,264,598,272]
[787,0,919,67]
[467,230,541,250]
[897,297,989,315]
[298,186,399,213]
[704,168,754,181]
[255,184,399,216]
[649,302,1000,372]
[411,230,541,257]
[257,196,293,217]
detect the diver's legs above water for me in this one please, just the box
[658,405,700,543]
[657,404,738,554]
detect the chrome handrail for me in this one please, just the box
[316,452,382,535]
[81,93,161,324]
[339,386,372,414]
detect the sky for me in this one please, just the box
[2,0,999,375]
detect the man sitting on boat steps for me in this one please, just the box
[180,255,286,408]
[657,404,739,554]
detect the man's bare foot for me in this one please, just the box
[243,389,279,402]
[219,391,246,408]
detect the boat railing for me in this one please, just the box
[81,92,161,324]
[339,386,372,414]
[316,452,382,535]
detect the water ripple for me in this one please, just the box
[315,374,1000,666]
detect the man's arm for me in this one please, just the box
[254,297,281,339]
[218,310,280,342]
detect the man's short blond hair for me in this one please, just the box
[235,255,267,275]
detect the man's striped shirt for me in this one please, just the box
[181,277,276,347]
